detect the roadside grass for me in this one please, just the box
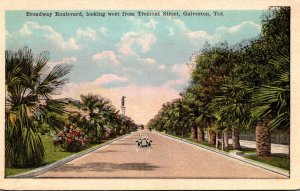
[163,132,289,170]
[245,154,290,170]
[5,134,101,177]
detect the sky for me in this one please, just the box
[6,10,265,125]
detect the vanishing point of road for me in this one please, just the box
[37,130,286,178]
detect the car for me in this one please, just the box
[136,134,152,148]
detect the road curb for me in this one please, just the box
[155,131,289,178]
[6,133,132,178]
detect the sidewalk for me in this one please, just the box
[228,139,289,155]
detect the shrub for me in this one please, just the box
[53,126,87,152]
[40,123,51,135]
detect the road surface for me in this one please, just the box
[37,130,286,178]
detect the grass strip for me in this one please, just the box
[5,134,103,176]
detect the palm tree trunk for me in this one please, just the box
[216,132,219,148]
[197,127,204,142]
[191,126,197,139]
[256,119,271,157]
[223,130,229,148]
[232,127,241,150]
[208,129,216,145]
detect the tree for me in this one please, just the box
[251,49,289,156]
[249,7,290,157]
[147,7,290,157]
[76,94,138,140]
[211,80,253,150]
[78,94,112,143]
[5,47,72,167]
[181,90,205,142]
[191,44,236,145]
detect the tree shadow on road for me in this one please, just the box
[93,149,124,153]
[110,143,137,146]
[122,137,139,140]
[50,162,160,173]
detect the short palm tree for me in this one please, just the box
[181,91,204,141]
[5,47,72,167]
[79,94,111,143]
[211,79,253,150]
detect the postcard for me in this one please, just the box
[1,0,299,190]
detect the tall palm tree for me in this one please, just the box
[251,49,289,157]
[5,47,72,167]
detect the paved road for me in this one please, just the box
[38,130,286,178]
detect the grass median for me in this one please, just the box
[5,134,101,177]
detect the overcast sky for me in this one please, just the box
[6,10,264,125]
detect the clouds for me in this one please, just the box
[75,26,108,40]
[171,63,190,79]
[163,63,190,89]
[167,18,217,45]
[140,58,167,71]
[5,30,11,37]
[165,17,261,46]
[63,73,129,93]
[92,51,120,65]
[158,64,166,70]
[128,17,158,30]
[89,74,129,87]
[99,27,108,34]
[142,57,156,65]
[117,32,157,56]
[19,21,40,36]
[19,21,80,51]
[6,10,264,125]
[186,30,214,42]
[75,27,97,40]
[145,18,159,29]
[216,21,261,43]
[16,21,110,52]
[217,21,261,34]
[167,26,175,36]
[49,57,77,65]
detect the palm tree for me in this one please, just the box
[211,80,253,150]
[158,101,174,134]
[79,94,111,143]
[190,47,234,145]
[251,49,289,157]
[181,91,203,141]
[102,105,120,138]
[5,47,72,167]
[77,94,137,139]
